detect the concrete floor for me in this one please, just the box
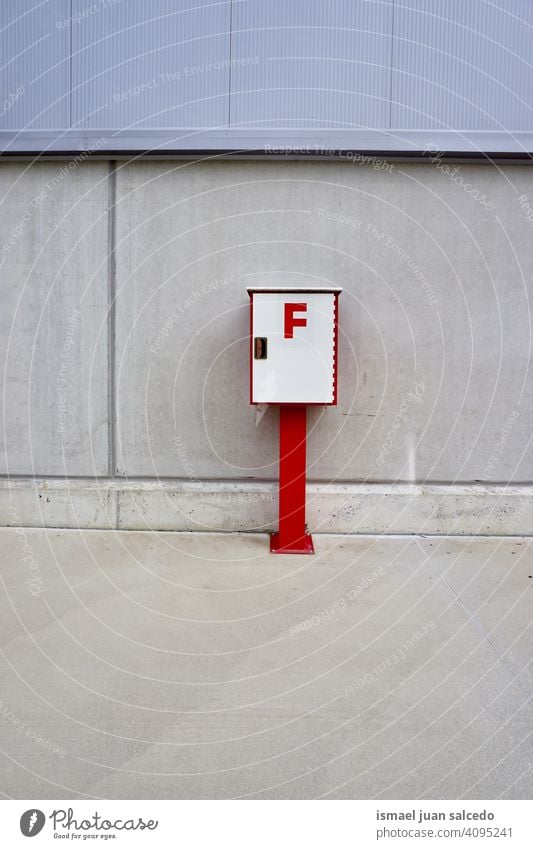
[0,528,531,800]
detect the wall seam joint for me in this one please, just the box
[107,160,117,477]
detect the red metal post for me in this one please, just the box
[270,405,314,554]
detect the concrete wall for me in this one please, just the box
[1,158,532,532]
[0,161,110,476]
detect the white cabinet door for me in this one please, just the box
[251,292,337,404]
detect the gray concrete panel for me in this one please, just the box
[114,159,533,483]
[0,161,110,475]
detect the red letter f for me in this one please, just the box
[284,302,307,339]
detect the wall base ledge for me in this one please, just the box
[0,478,530,536]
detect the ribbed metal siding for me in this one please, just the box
[391,0,533,130]
[230,0,393,128]
[0,0,70,130]
[1,0,533,147]
[71,0,231,129]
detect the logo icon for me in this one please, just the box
[20,809,45,837]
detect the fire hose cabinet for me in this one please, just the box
[247,283,342,554]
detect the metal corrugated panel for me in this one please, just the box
[0,0,70,130]
[71,0,231,129]
[392,0,533,130]
[229,0,393,129]
[2,0,533,152]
